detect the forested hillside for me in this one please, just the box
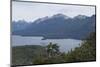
[12,14,95,39]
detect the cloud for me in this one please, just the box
[12,1,95,22]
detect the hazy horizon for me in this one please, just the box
[12,1,95,22]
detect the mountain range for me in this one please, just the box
[12,14,96,40]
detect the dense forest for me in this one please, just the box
[12,32,96,66]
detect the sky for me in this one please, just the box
[12,1,95,22]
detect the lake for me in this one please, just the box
[12,35,82,52]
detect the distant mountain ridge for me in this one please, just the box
[12,14,96,40]
[12,20,30,31]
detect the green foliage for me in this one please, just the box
[12,32,96,65]
[64,32,96,62]
[46,42,60,58]
[33,42,61,64]
[33,32,96,64]
[12,45,47,65]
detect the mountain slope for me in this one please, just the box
[12,20,30,32]
[12,14,96,39]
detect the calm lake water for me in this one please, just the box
[12,35,82,52]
